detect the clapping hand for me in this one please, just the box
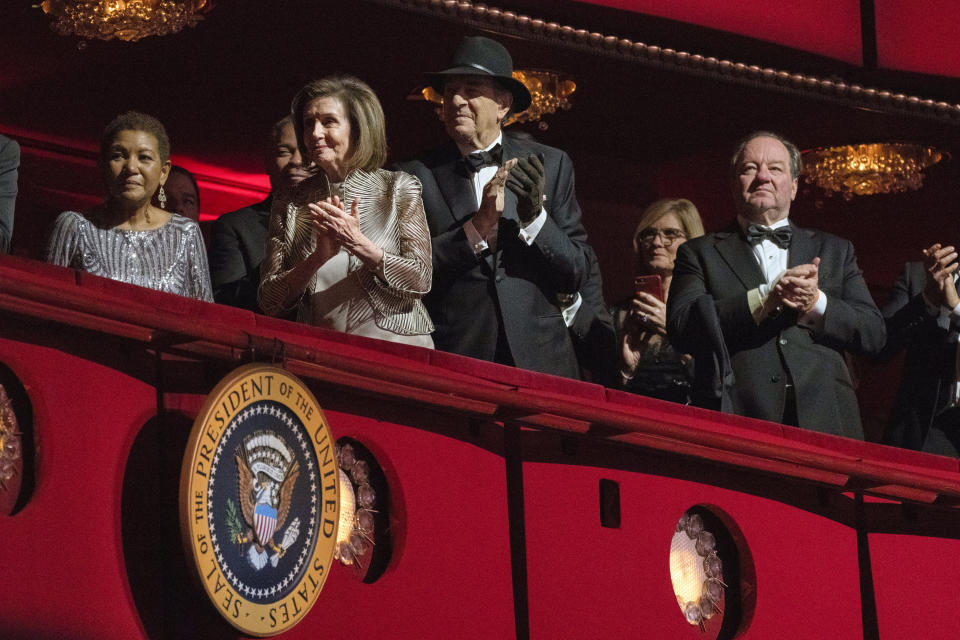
[922,242,960,309]
[774,257,820,313]
[309,195,361,248]
[307,196,344,265]
[308,195,383,269]
[474,158,517,238]
[506,153,546,224]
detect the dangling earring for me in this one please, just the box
[158,185,166,209]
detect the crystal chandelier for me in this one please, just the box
[802,143,945,200]
[505,70,576,126]
[420,69,577,126]
[40,0,211,42]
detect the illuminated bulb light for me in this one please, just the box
[420,69,576,127]
[335,468,356,564]
[803,143,945,200]
[670,536,705,607]
[669,512,724,629]
[334,442,377,569]
[0,386,21,490]
[40,0,210,42]
[670,545,702,605]
[507,70,576,126]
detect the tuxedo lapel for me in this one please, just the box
[787,222,818,269]
[429,144,501,272]
[715,230,766,290]
[432,147,479,227]
[499,137,522,226]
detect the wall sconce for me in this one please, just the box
[670,511,725,631]
[0,385,22,496]
[335,438,391,583]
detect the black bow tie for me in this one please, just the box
[746,224,793,249]
[460,144,502,174]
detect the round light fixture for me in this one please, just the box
[669,511,725,631]
[334,438,392,582]
[0,384,23,504]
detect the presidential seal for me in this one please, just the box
[180,364,340,636]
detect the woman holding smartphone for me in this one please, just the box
[615,198,704,402]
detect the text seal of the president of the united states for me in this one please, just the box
[180,364,340,636]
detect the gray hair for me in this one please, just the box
[730,131,802,180]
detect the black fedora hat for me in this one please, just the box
[425,36,532,113]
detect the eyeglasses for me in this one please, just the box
[637,228,687,245]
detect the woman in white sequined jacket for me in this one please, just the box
[258,76,433,347]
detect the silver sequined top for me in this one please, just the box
[47,210,213,302]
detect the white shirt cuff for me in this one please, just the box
[950,300,960,319]
[517,207,547,245]
[463,219,489,256]
[560,292,583,327]
[798,289,827,330]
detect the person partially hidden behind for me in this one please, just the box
[258,76,434,346]
[667,131,885,437]
[616,198,705,403]
[209,116,312,312]
[397,36,592,378]
[0,134,19,254]
[159,165,201,223]
[881,243,960,456]
[47,111,212,301]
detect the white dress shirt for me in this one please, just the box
[738,215,827,330]
[463,133,547,255]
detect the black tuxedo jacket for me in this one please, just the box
[396,134,591,378]
[667,222,885,438]
[568,247,617,385]
[209,197,272,313]
[880,261,960,454]
[0,135,18,254]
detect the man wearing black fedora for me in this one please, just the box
[397,36,592,379]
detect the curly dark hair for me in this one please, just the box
[99,111,170,164]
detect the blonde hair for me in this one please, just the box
[291,75,387,173]
[632,198,705,254]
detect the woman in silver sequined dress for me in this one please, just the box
[258,76,433,346]
[47,111,212,301]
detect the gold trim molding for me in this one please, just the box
[375,0,960,124]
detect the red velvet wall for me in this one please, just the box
[574,0,863,63]
[874,0,960,76]
[524,463,863,638]
[0,337,518,639]
[870,534,960,640]
[4,258,960,639]
[1,337,156,639]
